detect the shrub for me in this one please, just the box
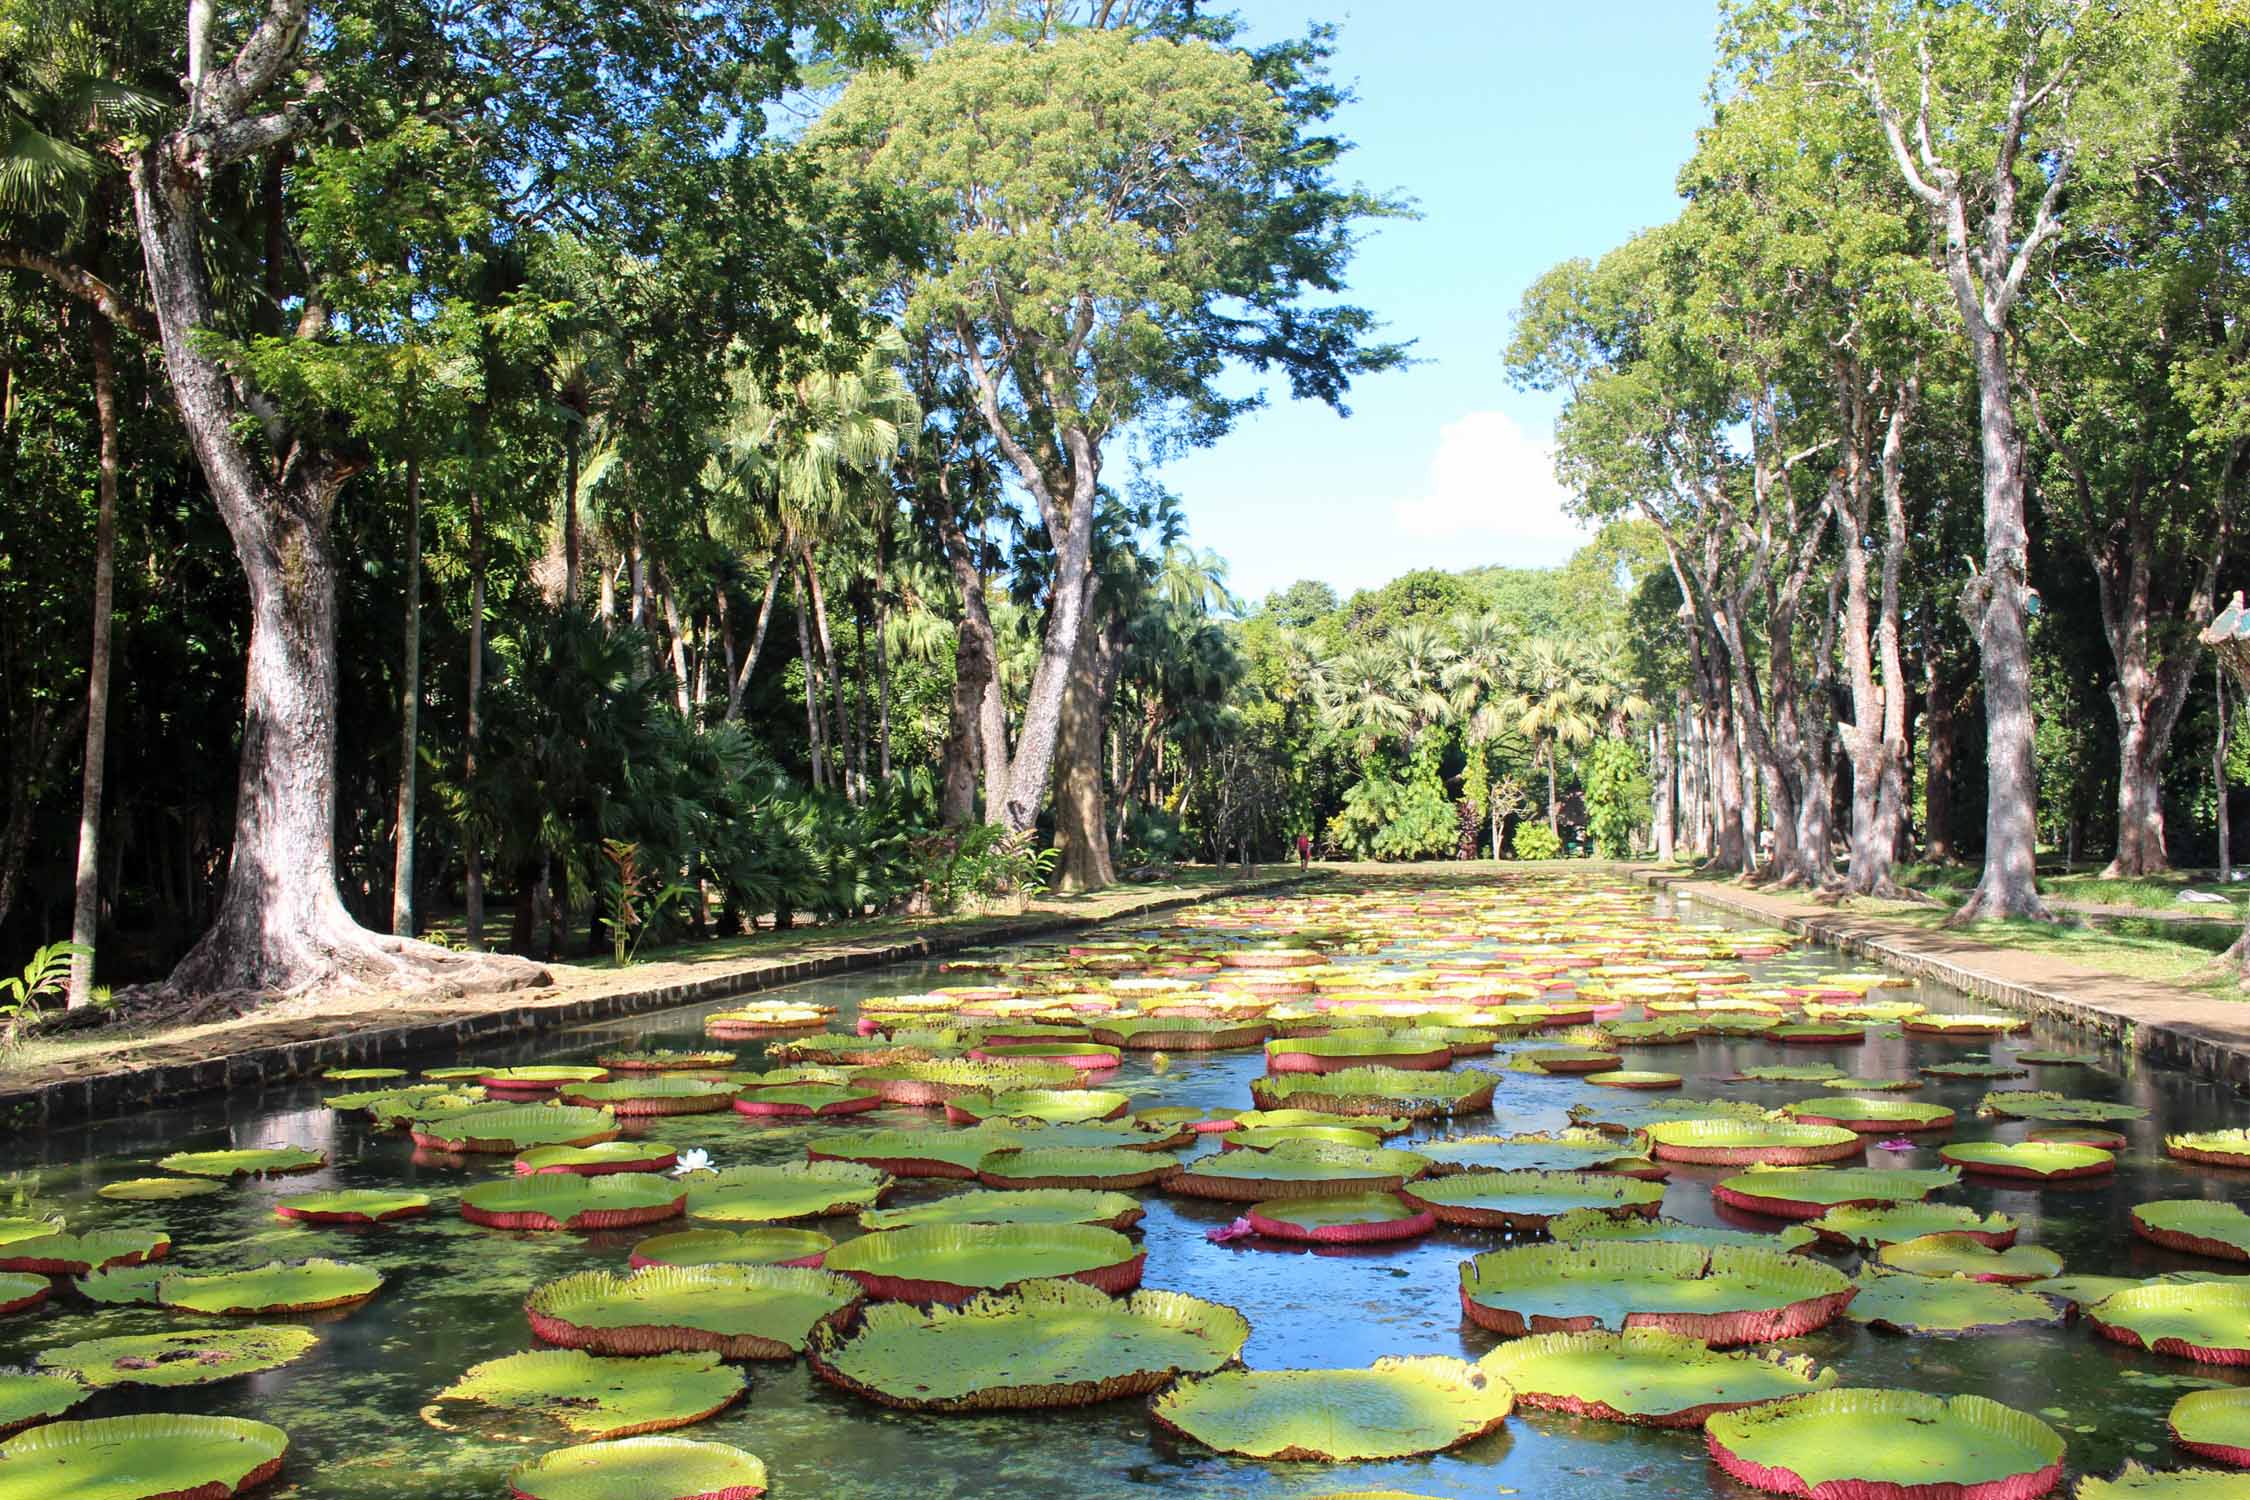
[1584,740,1652,858]
[1510,822,1563,860]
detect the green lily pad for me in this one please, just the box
[0,1219,60,1248]
[1712,1166,1960,1219]
[1845,1266,2069,1335]
[807,1279,1249,1411]
[1940,1140,2114,1180]
[273,1189,431,1224]
[1459,1241,1853,1345]
[2166,1129,2250,1168]
[595,1049,738,1070]
[1228,1109,1416,1137]
[481,1065,611,1088]
[1730,1064,1845,1083]
[512,1142,677,1176]
[0,1414,288,1500]
[1164,1142,1430,1201]
[1417,1129,1657,1176]
[156,1258,384,1315]
[74,1263,168,1306]
[1813,1076,1923,1092]
[421,1065,491,1080]
[38,1325,320,1388]
[849,1058,1081,1104]
[629,1227,834,1270]
[2076,1462,2250,1497]
[155,1147,325,1179]
[1401,1169,1663,1230]
[1904,1013,2028,1035]
[2090,1281,2250,1363]
[97,1177,223,1202]
[1226,1124,1383,1151]
[809,1124,1031,1178]
[1150,1357,1513,1460]
[507,1436,767,1500]
[409,1104,619,1153]
[2168,1386,2250,1467]
[0,1273,43,1317]
[1919,1062,2028,1079]
[1643,1119,1861,1166]
[1479,1329,1836,1427]
[2020,1274,2145,1308]
[1246,1193,1435,1243]
[0,1228,169,1275]
[1875,1233,2064,1283]
[1249,1065,1496,1118]
[858,1188,1145,1234]
[944,1089,1130,1124]
[0,1371,85,1435]
[1977,1089,2148,1123]
[461,1175,685,1232]
[1806,1201,2018,1250]
[2017,1051,2099,1066]
[428,1349,744,1440]
[821,1222,1144,1302]
[1782,1097,1954,1131]
[526,1264,862,1359]
[1088,1016,1271,1049]
[682,1162,888,1225]
[1546,1210,1817,1254]
[977,1146,1178,1191]
[1706,1389,2063,1496]
[323,1066,408,1081]
[2132,1201,2250,1262]
[560,1078,741,1114]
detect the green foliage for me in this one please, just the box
[1328,755,1456,862]
[0,940,86,1054]
[1511,823,1564,861]
[1584,740,1651,859]
[910,826,1057,914]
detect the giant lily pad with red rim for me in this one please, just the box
[507,1436,766,1500]
[273,1189,431,1224]
[0,1372,84,1436]
[1514,1046,1623,1075]
[1978,1090,2148,1123]
[1228,1108,1417,1138]
[596,1048,738,1071]
[1874,1234,2063,1283]
[819,1221,1144,1303]
[1223,1124,1382,1152]
[1922,1062,2029,1080]
[976,1147,1178,1191]
[858,1188,1144,1234]
[1418,1129,1660,1178]
[73,1264,167,1306]
[1249,1065,1495,1118]
[1729,1064,1845,1083]
[1164,1142,1431,1201]
[513,1142,676,1177]
[2075,1463,2250,1497]
[943,1089,1130,1125]
[807,1125,1028,1179]
[729,1085,882,1120]
[704,1003,833,1038]
[2090,1282,2250,1364]
[1457,1241,1854,1344]
[526,1264,862,1359]
[1815,1075,1926,1092]
[480,1065,611,1093]
[681,1162,888,1224]
[410,1105,619,1154]
[560,1078,740,1116]
[1585,1070,1683,1090]
[1941,1140,2114,1181]
[1770,1022,1869,1045]
[1264,1030,1452,1074]
[0,1218,59,1247]
[1782,1097,1956,1133]
[966,1041,1122,1072]
[0,1229,169,1275]
[1704,1389,2065,1500]
[1401,1169,1663,1230]
[0,1274,44,1317]
[98,1177,223,1202]
[0,1415,289,1500]
[155,1147,325,1179]
[2167,1130,2250,1169]
[461,1175,685,1232]
[1845,1266,2070,1335]
[1643,1118,1863,1166]
[156,1258,384,1315]
[1547,1210,1817,1253]
[1905,1013,2030,1037]
[37,1325,319,1389]
[1245,1192,1436,1244]
[630,1228,833,1271]
[426,1350,744,1440]
[2029,1124,2130,1151]
[1148,1357,1511,1461]
[848,1059,1080,1106]
[1712,1166,1960,1220]
[1806,1201,2018,1250]
[806,1279,1248,1411]
[2169,1387,2250,1467]
[1478,1329,1836,1428]
[2131,1201,2250,1262]
[1086,1017,1271,1051]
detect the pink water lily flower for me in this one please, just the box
[1205,1216,1258,1244]
[1873,1137,1917,1152]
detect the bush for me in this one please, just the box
[1327,771,1456,861]
[1584,739,1651,858]
[1510,822,1563,860]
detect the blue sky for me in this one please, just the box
[1145,3,1717,606]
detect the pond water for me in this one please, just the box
[6,873,2247,1500]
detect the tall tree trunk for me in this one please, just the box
[67,316,122,1007]
[390,453,421,937]
[1711,697,1747,873]
[659,580,692,717]
[1053,613,1123,891]
[1926,680,1959,864]
[876,594,892,781]
[1836,375,1917,897]
[464,484,486,948]
[1544,747,1559,835]
[939,565,996,826]
[853,604,869,792]
[795,591,825,790]
[561,428,581,606]
[801,546,851,801]
[2218,665,2232,884]
[1652,718,1675,862]
[723,557,782,722]
[981,676,1010,826]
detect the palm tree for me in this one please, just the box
[1515,637,1603,835]
[1443,611,1528,858]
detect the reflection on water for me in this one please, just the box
[3,879,2246,1499]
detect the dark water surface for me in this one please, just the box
[7,881,2248,1498]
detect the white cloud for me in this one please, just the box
[1390,410,1590,562]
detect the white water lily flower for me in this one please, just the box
[671,1148,713,1176]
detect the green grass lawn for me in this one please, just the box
[1893,862,2247,914]
[1849,896,2241,989]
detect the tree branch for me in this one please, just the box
[0,244,158,339]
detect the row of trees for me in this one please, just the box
[1500,0,2249,912]
[0,0,1402,1004]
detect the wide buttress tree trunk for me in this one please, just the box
[1052,607,1123,891]
[935,513,996,827]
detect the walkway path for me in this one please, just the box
[0,870,1309,1131]
[1636,869,2250,1088]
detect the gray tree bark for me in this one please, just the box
[67,315,122,1005]
[390,453,421,936]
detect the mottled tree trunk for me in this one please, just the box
[464,485,486,948]
[981,677,1009,827]
[722,557,782,722]
[68,316,122,1006]
[390,453,421,936]
[936,514,996,827]
[1053,614,1123,891]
